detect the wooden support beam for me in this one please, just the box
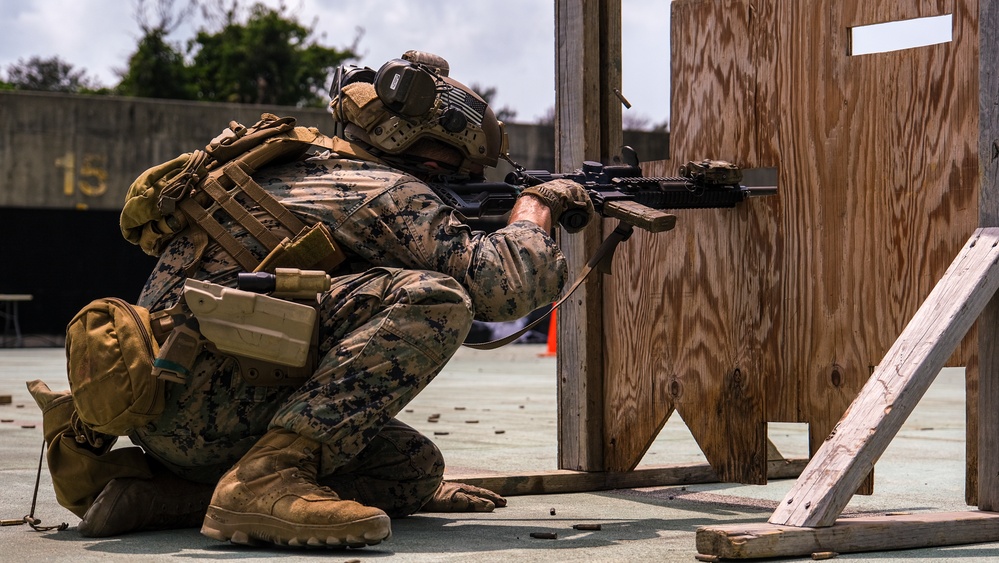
[977,0,999,511]
[769,228,999,528]
[554,0,622,472]
[697,511,999,560]
[447,458,806,497]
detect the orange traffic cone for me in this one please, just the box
[540,305,557,357]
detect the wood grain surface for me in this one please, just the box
[602,0,980,485]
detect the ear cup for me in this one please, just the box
[329,65,376,99]
[374,59,438,117]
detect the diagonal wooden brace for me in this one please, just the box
[769,227,999,528]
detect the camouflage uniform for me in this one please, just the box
[129,155,567,516]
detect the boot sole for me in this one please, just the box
[201,505,391,548]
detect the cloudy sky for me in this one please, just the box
[0,0,672,126]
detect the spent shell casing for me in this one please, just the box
[572,523,602,530]
[530,532,557,539]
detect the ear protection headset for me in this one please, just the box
[330,50,451,122]
[329,50,507,175]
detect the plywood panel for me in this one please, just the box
[601,0,979,483]
[775,0,978,455]
[603,0,780,480]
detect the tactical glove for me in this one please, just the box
[519,179,595,233]
[420,481,508,512]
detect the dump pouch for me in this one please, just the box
[65,298,166,436]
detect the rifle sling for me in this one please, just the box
[463,222,634,350]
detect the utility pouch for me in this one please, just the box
[151,317,204,385]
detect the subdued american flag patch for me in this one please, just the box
[441,86,486,126]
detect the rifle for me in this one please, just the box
[428,146,777,234]
[438,147,779,350]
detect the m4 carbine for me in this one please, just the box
[428,146,777,234]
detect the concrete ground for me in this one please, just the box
[2,343,997,562]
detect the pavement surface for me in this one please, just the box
[1,343,997,562]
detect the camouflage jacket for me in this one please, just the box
[138,155,568,321]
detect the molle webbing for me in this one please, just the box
[166,114,344,273]
[178,153,308,272]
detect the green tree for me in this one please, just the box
[117,0,196,99]
[188,2,356,106]
[469,83,517,123]
[117,29,194,99]
[4,56,102,93]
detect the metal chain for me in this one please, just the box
[1,440,68,532]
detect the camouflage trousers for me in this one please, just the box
[130,267,473,516]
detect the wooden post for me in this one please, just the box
[554,0,622,472]
[978,0,999,511]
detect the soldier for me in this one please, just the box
[55,51,592,547]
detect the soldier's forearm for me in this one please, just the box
[507,194,552,232]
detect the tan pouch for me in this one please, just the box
[27,380,153,517]
[65,298,165,436]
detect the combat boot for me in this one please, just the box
[201,428,391,548]
[78,472,214,537]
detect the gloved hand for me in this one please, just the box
[519,178,595,233]
[420,481,508,512]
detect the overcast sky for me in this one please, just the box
[0,0,672,126]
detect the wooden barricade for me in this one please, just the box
[568,0,981,486]
[552,0,999,557]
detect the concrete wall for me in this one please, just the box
[0,91,334,211]
[0,90,668,211]
[0,91,667,337]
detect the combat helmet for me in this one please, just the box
[330,50,509,178]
